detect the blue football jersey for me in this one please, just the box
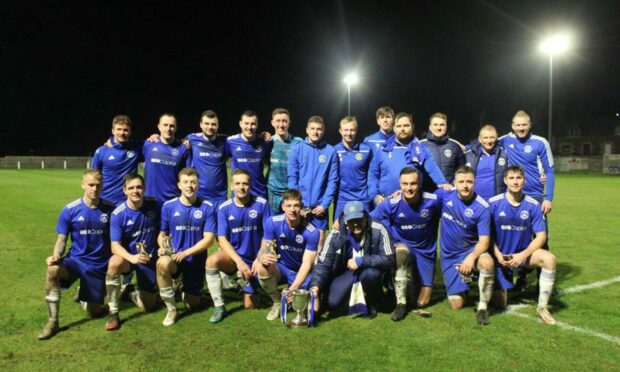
[226,134,273,199]
[437,189,491,258]
[91,138,143,205]
[263,214,319,271]
[187,133,229,202]
[217,196,272,264]
[334,141,373,204]
[489,193,546,254]
[370,192,441,257]
[142,140,189,204]
[161,198,217,264]
[56,198,115,266]
[110,199,160,256]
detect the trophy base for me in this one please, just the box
[287,319,308,328]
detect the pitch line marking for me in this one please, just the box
[504,276,620,346]
[505,307,620,346]
[556,275,620,296]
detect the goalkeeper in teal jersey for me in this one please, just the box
[266,108,302,214]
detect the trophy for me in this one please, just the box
[454,264,473,283]
[161,236,175,256]
[264,240,279,259]
[136,241,151,257]
[288,289,310,327]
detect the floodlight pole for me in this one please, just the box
[347,85,351,116]
[548,54,553,144]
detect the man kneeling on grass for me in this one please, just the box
[310,201,394,318]
[254,189,319,320]
[39,169,115,340]
[156,168,217,326]
[489,165,557,324]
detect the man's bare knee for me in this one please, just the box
[157,256,173,274]
[478,254,494,271]
[107,255,126,275]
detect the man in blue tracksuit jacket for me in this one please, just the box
[287,115,338,249]
[310,201,394,316]
[369,112,447,206]
[465,124,509,200]
[420,112,465,190]
[362,106,395,156]
[334,116,373,220]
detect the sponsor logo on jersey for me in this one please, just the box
[249,210,258,219]
[80,229,104,235]
[231,225,258,233]
[442,212,468,229]
[108,155,116,160]
[420,209,430,218]
[193,210,203,219]
[500,225,527,231]
[175,225,201,231]
[174,211,181,217]
[498,158,506,166]
[444,149,452,158]
[100,214,109,223]
[127,151,135,158]
[355,153,363,161]
[228,215,235,220]
[236,158,260,163]
[524,145,532,153]
[127,220,134,225]
[318,155,326,163]
[520,210,529,220]
[295,235,304,244]
[77,216,85,222]
[464,208,474,217]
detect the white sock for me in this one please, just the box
[206,268,225,307]
[538,269,556,308]
[159,287,176,312]
[394,267,409,305]
[258,275,280,304]
[45,288,61,322]
[105,275,121,314]
[477,269,495,311]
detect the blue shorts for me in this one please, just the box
[307,213,328,230]
[408,250,436,288]
[60,257,107,304]
[124,261,157,294]
[441,248,478,296]
[172,253,207,296]
[276,262,312,289]
[333,200,373,222]
[493,258,527,290]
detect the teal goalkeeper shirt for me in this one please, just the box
[267,133,302,194]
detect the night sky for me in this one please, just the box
[3,0,619,156]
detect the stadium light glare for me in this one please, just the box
[540,33,572,145]
[343,73,358,116]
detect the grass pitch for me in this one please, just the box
[1,170,619,370]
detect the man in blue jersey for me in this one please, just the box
[254,189,320,320]
[370,167,441,321]
[187,110,229,205]
[38,170,114,340]
[489,165,557,324]
[267,108,303,214]
[205,169,272,323]
[334,116,373,219]
[369,112,447,206]
[104,173,160,331]
[499,110,555,290]
[438,166,495,325]
[465,125,509,201]
[363,106,395,156]
[156,168,217,326]
[226,110,273,199]
[310,201,393,317]
[92,115,143,206]
[288,115,338,250]
[420,112,465,189]
[142,113,189,207]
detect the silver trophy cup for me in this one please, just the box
[288,289,310,328]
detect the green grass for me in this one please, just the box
[1,170,620,370]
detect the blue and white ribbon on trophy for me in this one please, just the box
[280,289,316,326]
